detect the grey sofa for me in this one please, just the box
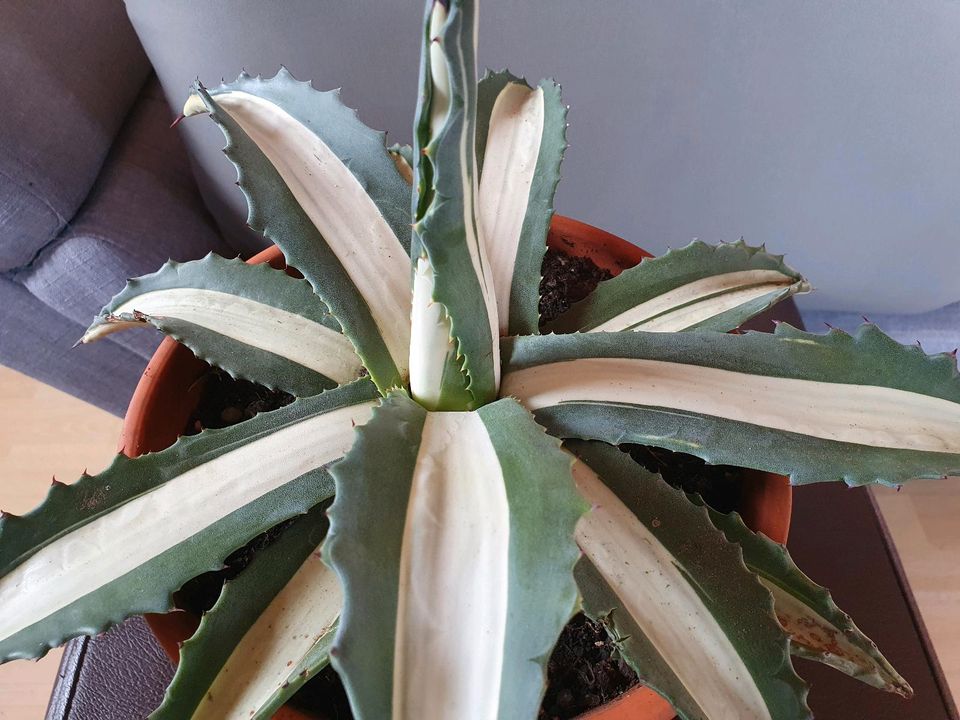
[0,0,237,416]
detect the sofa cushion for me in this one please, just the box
[0,276,147,417]
[12,77,234,361]
[0,0,152,271]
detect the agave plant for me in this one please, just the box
[1,1,957,718]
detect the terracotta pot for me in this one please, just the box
[121,215,792,720]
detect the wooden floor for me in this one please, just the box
[0,364,957,718]
[873,479,960,705]
[0,366,122,720]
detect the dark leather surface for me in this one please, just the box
[45,617,173,720]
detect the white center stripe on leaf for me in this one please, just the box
[592,270,797,332]
[106,288,361,383]
[0,403,375,643]
[428,2,451,136]
[409,257,457,408]
[502,358,960,453]
[194,553,342,720]
[573,460,771,720]
[478,83,545,335]
[214,91,411,374]
[393,412,510,720]
[621,284,790,332]
[455,1,500,388]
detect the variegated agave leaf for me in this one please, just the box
[476,70,567,336]
[324,392,586,720]
[688,495,913,697]
[183,70,411,394]
[409,0,500,410]
[568,440,811,720]
[81,254,361,396]
[388,143,415,184]
[152,504,341,720]
[0,380,376,662]
[502,324,960,486]
[543,240,811,334]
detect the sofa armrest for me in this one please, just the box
[0,0,151,271]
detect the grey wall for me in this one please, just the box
[126,0,960,314]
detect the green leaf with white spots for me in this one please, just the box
[568,440,811,720]
[324,392,585,720]
[183,70,411,394]
[0,380,377,663]
[690,496,913,697]
[501,324,960,486]
[409,0,500,410]
[543,240,810,334]
[81,254,361,397]
[476,71,567,336]
[152,504,342,720]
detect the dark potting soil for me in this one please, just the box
[627,445,742,514]
[538,247,613,325]
[172,249,742,719]
[538,614,638,720]
[183,368,294,437]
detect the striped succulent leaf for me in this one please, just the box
[324,392,585,720]
[388,143,415,184]
[476,70,567,336]
[81,254,361,396]
[183,70,411,394]
[152,504,341,720]
[543,240,811,334]
[501,324,960,485]
[0,380,377,662]
[569,440,811,720]
[409,0,500,410]
[690,495,913,697]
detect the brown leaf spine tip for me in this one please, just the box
[862,315,872,324]
[169,114,186,129]
[51,476,66,487]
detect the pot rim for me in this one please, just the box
[121,215,793,720]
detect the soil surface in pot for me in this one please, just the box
[539,247,613,324]
[171,247,742,719]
